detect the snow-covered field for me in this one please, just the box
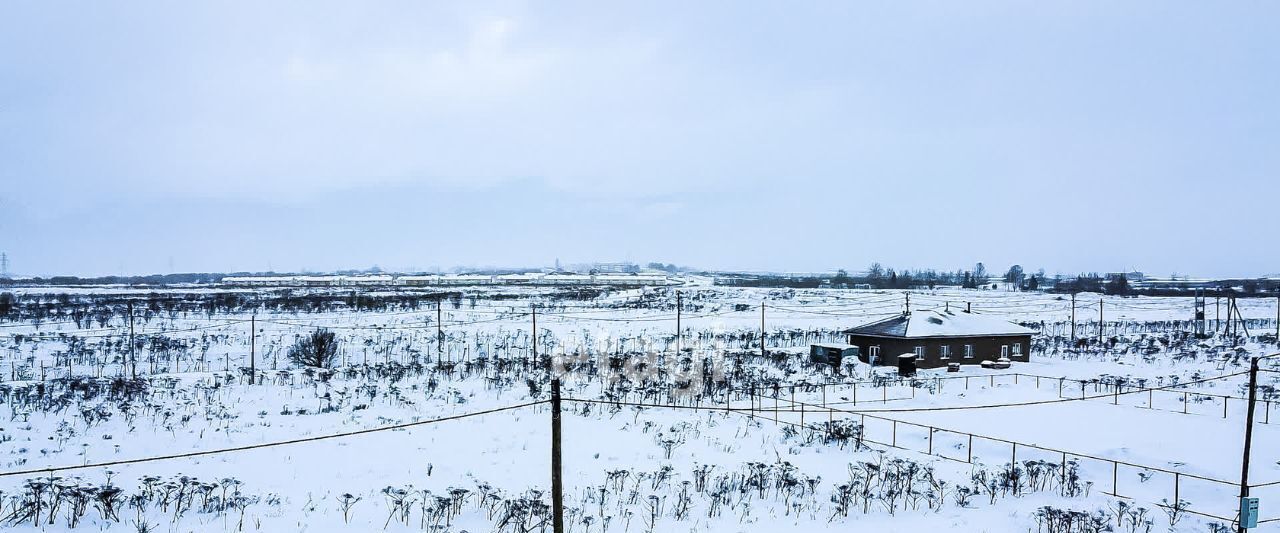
[1,282,1278,532]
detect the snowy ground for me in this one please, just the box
[1,283,1278,531]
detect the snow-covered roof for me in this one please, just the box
[844,309,1034,338]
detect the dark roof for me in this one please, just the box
[843,310,1034,338]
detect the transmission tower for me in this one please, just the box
[0,252,8,277]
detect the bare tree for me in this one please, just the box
[288,328,340,368]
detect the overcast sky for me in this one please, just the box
[1,2,1277,277]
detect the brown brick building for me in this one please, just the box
[844,309,1034,369]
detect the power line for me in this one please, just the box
[0,400,547,478]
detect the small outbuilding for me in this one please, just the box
[809,343,859,368]
[843,309,1034,370]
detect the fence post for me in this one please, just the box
[1174,473,1180,506]
[928,428,934,455]
[892,420,897,447]
[1112,462,1118,497]
[1183,392,1188,415]
[551,379,564,533]
[1061,453,1067,487]
[968,434,974,463]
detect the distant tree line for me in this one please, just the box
[0,287,607,324]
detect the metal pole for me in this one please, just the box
[760,301,765,359]
[1237,357,1260,533]
[676,291,682,357]
[1112,462,1118,496]
[551,379,564,533]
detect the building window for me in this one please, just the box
[940,346,951,359]
[1001,345,1009,358]
[869,346,880,359]
[913,346,924,358]
[964,345,974,358]
[1012,343,1022,355]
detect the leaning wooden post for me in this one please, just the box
[551,379,564,533]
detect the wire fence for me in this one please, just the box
[564,366,1280,526]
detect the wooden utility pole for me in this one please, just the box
[1070,293,1076,341]
[550,379,564,533]
[531,305,538,364]
[760,301,765,359]
[1098,298,1104,347]
[1276,293,1279,347]
[675,291,682,356]
[249,314,256,385]
[1237,357,1260,533]
[437,301,444,364]
[128,301,136,379]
